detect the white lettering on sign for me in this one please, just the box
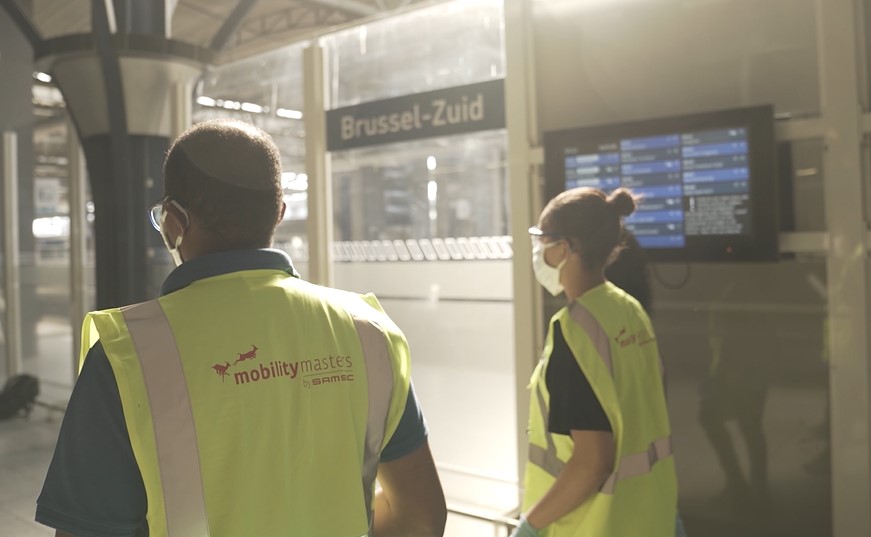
[339,93,486,142]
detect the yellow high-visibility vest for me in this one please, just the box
[522,282,677,536]
[80,269,411,537]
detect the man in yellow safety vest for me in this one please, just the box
[36,119,446,537]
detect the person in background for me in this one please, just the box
[512,187,678,537]
[36,119,446,537]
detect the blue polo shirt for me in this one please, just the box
[36,249,428,537]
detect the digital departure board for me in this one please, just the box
[545,106,777,262]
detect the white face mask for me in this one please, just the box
[532,238,567,296]
[159,200,189,267]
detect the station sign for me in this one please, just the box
[326,79,505,151]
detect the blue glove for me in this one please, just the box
[676,513,688,537]
[509,515,540,537]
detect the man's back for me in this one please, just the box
[90,268,405,535]
[38,120,445,537]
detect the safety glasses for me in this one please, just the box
[528,226,564,248]
[148,198,188,231]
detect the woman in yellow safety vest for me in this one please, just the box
[512,187,679,537]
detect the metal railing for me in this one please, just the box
[447,502,520,536]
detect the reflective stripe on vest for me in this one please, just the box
[122,300,211,537]
[599,436,673,494]
[528,384,565,478]
[352,316,394,526]
[123,299,395,535]
[527,301,673,495]
[568,302,613,375]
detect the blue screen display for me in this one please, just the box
[563,127,751,249]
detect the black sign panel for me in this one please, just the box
[326,79,505,151]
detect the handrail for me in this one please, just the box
[435,461,518,485]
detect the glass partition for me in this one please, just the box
[332,131,509,243]
[531,0,831,535]
[532,0,820,133]
[653,260,829,537]
[326,0,505,106]
[21,95,96,406]
[194,44,309,277]
[323,1,512,533]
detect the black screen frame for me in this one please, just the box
[543,105,778,262]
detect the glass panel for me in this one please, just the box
[531,0,820,132]
[325,1,512,531]
[324,0,505,107]
[530,2,830,532]
[22,102,79,405]
[193,43,309,277]
[331,131,517,530]
[652,260,830,537]
[333,131,509,242]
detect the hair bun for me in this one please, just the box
[607,188,637,217]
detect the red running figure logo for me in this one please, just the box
[212,361,232,382]
[235,345,258,365]
[614,328,627,344]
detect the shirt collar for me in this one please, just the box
[160,248,300,296]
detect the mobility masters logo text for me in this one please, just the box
[211,345,354,388]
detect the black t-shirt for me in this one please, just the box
[545,320,612,435]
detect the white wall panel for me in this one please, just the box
[532,0,819,131]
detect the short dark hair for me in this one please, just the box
[541,187,637,270]
[164,119,282,251]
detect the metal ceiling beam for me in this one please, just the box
[0,0,43,49]
[210,0,260,51]
[303,0,379,17]
[178,0,224,21]
[234,6,346,47]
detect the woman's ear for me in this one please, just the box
[564,237,580,254]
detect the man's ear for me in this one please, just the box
[278,202,286,223]
[162,202,188,239]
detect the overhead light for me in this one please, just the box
[427,156,437,171]
[196,96,216,107]
[222,100,242,110]
[276,108,303,119]
[241,102,263,113]
[33,72,52,83]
